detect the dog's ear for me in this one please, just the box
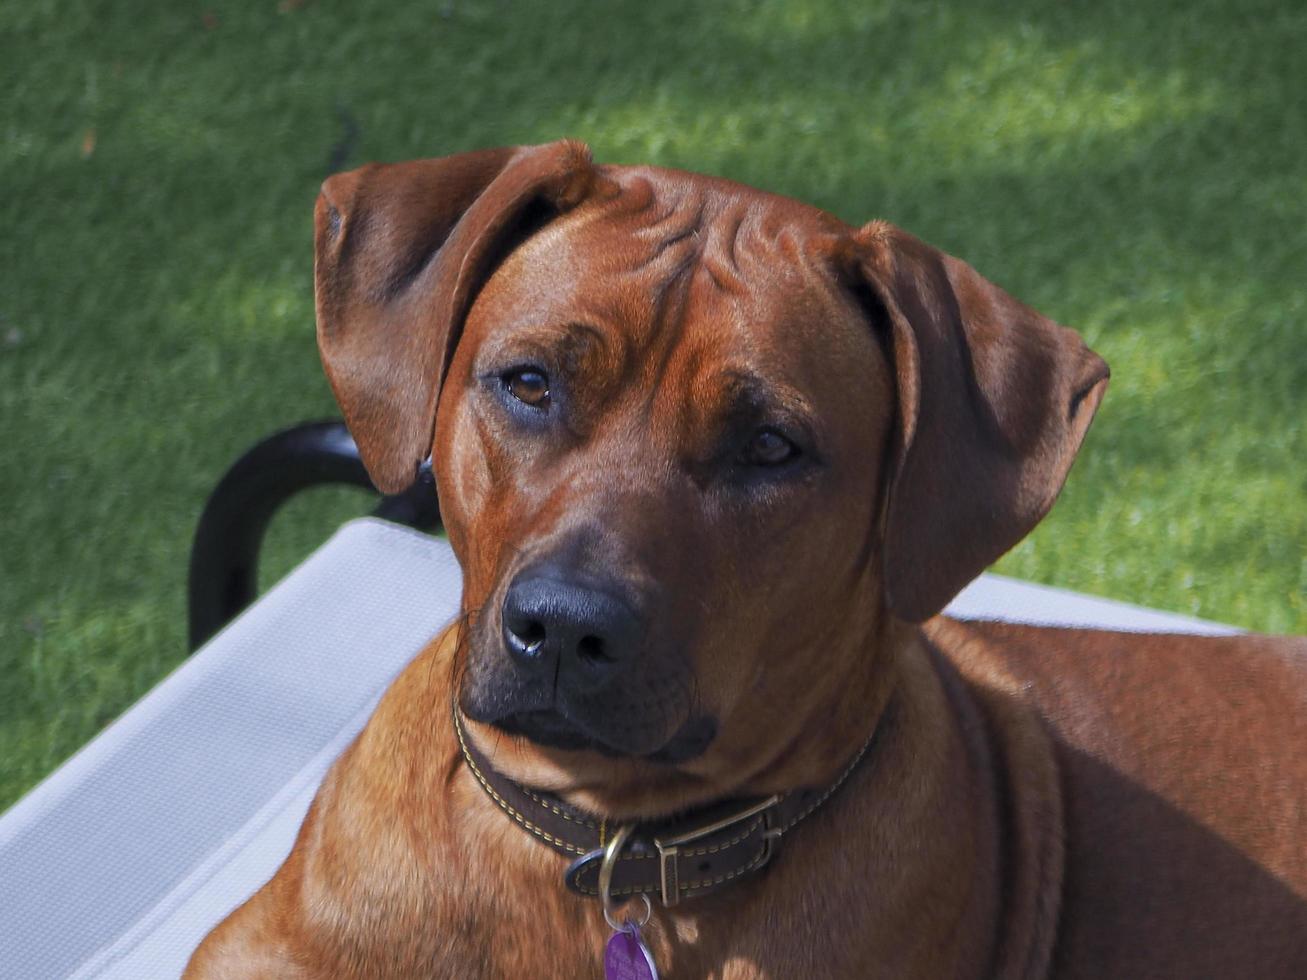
[850,222,1110,622]
[314,140,595,493]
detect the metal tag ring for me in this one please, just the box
[603,892,652,932]
[598,823,651,929]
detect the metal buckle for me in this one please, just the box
[653,794,781,907]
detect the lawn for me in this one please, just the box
[2,0,1304,811]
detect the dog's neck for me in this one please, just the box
[440,622,1059,978]
[723,611,907,799]
[452,673,893,908]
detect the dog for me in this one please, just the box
[185,140,1306,979]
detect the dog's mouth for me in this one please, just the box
[493,709,717,763]
[495,710,612,754]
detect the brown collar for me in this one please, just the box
[453,705,886,908]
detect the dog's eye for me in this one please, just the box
[742,428,798,467]
[503,368,551,410]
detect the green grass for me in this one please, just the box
[2,0,1304,811]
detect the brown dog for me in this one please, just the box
[186,141,1307,979]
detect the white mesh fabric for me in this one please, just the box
[948,573,1238,635]
[0,519,463,980]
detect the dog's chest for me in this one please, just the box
[408,841,984,980]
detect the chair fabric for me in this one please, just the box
[0,518,1235,979]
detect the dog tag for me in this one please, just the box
[604,922,659,980]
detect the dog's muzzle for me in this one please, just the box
[460,562,702,758]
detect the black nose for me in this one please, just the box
[501,572,639,691]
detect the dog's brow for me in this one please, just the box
[478,320,612,370]
[554,322,613,376]
[717,370,815,430]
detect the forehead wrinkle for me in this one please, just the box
[636,243,700,396]
[700,205,822,299]
[627,196,708,282]
[697,206,748,294]
[636,184,706,236]
[509,174,839,431]
[600,191,714,389]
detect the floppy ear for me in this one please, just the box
[852,222,1110,622]
[314,140,595,493]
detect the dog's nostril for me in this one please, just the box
[576,635,612,665]
[517,620,546,651]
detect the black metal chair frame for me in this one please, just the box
[186,420,443,651]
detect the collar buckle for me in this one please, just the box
[653,794,782,907]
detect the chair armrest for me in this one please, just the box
[186,420,441,650]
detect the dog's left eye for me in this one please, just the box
[503,368,551,410]
[741,428,799,467]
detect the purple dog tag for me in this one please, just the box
[604,922,659,980]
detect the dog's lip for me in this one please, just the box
[492,709,718,763]
[494,709,617,755]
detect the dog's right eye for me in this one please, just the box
[740,427,800,467]
[502,368,551,410]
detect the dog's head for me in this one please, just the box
[314,141,1108,814]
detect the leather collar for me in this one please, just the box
[453,704,886,907]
